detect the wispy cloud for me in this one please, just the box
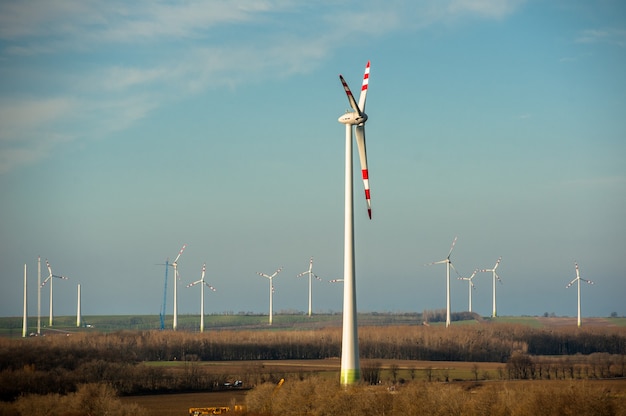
[0,0,527,174]
[576,28,626,47]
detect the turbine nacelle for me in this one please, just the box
[338,111,368,125]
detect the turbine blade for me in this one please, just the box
[357,61,370,112]
[186,280,201,288]
[339,75,361,114]
[447,236,458,259]
[173,244,187,264]
[46,260,53,278]
[205,283,217,291]
[355,124,371,219]
[566,278,577,288]
[583,279,595,285]
[201,263,206,281]
[493,257,502,270]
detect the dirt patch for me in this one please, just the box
[121,390,248,416]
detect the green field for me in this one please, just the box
[2,313,625,336]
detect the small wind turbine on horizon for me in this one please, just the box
[458,269,478,313]
[41,259,69,327]
[337,60,373,386]
[479,257,502,318]
[566,262,594,327]
[297,257,324,317]
[426,236,458,328]
[170,244,187,331]
[187,263,216,333]
[257,267,282,325]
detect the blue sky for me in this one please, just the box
[1,0,625,323]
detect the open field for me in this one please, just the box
[2,313,626,336]
[119,362,626,416]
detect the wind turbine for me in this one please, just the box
[187,263,216,333]
[169,244,187,330]
[458,269,478,313]
[426,236,458,328]
[337,60,372,385]
[22,264,27,338]
[37,256,41,335]
[257,267,282,325]
[566,262,594,327]
[297,257,323,317]
[479,257,502,318]
[41,259,68,327]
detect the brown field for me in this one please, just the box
[122,359,626,415]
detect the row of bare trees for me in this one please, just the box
[1,323,625,400]
[506,351,626,380]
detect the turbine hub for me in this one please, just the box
[338,111,367,125]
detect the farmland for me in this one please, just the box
[1,314,626,415]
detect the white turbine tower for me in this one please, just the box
[257,267,283,325]
[480,257,502,318]
[22,264,28,338]
[566,262,594,327]
[187,263,216,333]
[41,259,68,327]
[426,236,458,328]
[37,256,41,335]
[76,284,82,328]
[169,244,187,331]
[458,269,478,313]
[337,60,372,386]
[297,257,324,317]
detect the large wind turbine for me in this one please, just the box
[22,264,27,338]
[297,257,323,317]
[37,256,41,335]
[169,244,187,330]
[41,259,68,327]
[426,236,458,328]
[187,263,216,333]
[458,269,478,313]
[337,60,372,385]
[566,262,594,327]
[257,267,282,325]
[479,257,502,318]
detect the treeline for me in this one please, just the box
[506,351,626,380]
[1,324,625,400]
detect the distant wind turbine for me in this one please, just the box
[458,269,478,313]
[297,257,324,317]
[337,60,373,385]
[426,236,458,328]
[168,244,187,331]
[566,262,594,327]
[187,263,216,333]
[479,257,502,318]
[257,267,282,325]
[41,259,69,327]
